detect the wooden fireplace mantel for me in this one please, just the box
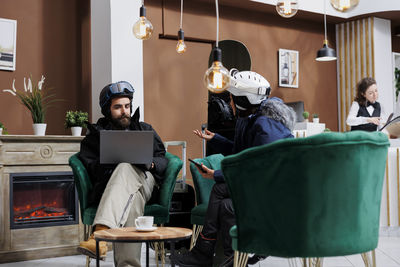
[0,135,84,263]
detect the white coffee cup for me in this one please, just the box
[135,216,154,229]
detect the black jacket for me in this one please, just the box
[79,108,168,206]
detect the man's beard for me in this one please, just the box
[111,114,131,129]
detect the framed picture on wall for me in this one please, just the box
[278,49,298,88]
[0,18,17,71]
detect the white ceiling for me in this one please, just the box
[251,0,400,18]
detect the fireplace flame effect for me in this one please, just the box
[13,201,68,221]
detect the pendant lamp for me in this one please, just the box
[330,0,359,12]
[132,0,153,40]
[316,0,337,61]
[204,0,230,93]
[176,0,187,54]
[276,0,299,18]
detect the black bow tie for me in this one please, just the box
[367,101,378,108]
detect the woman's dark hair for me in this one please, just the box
[354,77,377,106]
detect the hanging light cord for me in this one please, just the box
[180,0,183,29]
[323,0,327,41]
[141,0,144,6]
[215,0,219,47]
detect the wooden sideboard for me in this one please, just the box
[0,135,84,263]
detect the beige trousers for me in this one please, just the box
[93,163,155,267]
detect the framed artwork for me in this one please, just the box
[278,49,298,88]
[0,18,17,71]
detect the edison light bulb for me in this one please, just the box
[276,0,298,18]
[176,40,187,54]
[204,48,230,93]
[283,0,291,15]
[330,0,359,12]
[132,6,153,40]
[339,0,350,10]
[176,29,187,54]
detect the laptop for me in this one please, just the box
[100,130,154,165]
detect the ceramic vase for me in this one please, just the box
[71,126,82,136]
[33,123,47,136]
[313,118,320,123]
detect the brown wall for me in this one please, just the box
[143,0,338,167]
[393,36,400,53]
[0,0,91,135]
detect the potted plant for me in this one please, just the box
[302,111,309,122]
[312,113,319,123]
[0,122,7,135]
[3,75,59,136]
[65,110,88,136]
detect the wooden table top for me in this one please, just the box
[94,226,192,241]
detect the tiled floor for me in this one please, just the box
[0,237,399,267]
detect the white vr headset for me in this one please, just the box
[227,69,271,97]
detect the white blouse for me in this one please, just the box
[346,101,387,130]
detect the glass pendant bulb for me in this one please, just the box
[132,5,153,40]
[276,0,298,18]
[176,29,187,54]
[330,0,359,12]
[204,47,230,93]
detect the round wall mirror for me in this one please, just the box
[208,40,251,71]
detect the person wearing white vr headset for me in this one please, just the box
[171,70,296,267]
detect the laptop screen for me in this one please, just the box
[100,131,154,164]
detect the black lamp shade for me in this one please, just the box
[212,47,222,62]
[178,29,184,40]
[140,5,146,17]
[316,43,337,61]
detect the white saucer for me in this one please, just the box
[135,226,157,232]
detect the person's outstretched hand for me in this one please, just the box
[193,129,215,141]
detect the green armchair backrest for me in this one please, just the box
[190,154,224,205]
[155,152,183,212]
[69,153,92,212]
[222,131,389,258]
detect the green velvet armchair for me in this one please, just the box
[221,131,389,267]
[189,153,224,249]
[69,151,182,266]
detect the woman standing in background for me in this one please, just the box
[346,77,387,131]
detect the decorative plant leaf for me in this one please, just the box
[3,75,61,124]
[65,110,89,128]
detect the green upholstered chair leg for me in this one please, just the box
[190,224,203,250]
[153,241,165,267]
[361,250,376,267]
[152,224,166,267]
[84,224,93,267]
[233,251,248,267]
[304,258,324,267]
[287,257,324,267]
[85,256,90,267]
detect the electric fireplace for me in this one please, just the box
[10,171,79,229]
